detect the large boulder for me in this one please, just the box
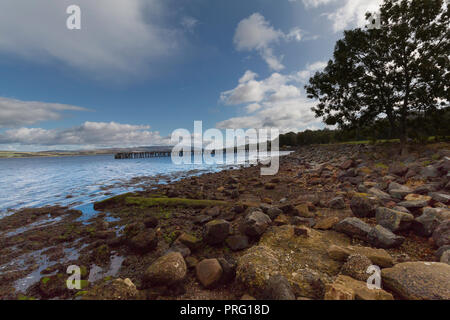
[143,252,187,287]
[381,262,450,300]
[195,259,223,289]
[333,217,372,241]
[204,219,230,245]
[368,225,405,249]
[237,226,351,299]
[243,211,272,237]
[324,275,393,300]
[413,208,450,237]
[350,193,380,218]
[375,207,414,232]
[432,220,450,247]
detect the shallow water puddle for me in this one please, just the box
[88,254,124,283]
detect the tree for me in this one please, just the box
[306,0,449,152]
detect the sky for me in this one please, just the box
[0,0,382,151]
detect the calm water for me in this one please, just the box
[0,152,289,216]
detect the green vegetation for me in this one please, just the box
[125,197,229,209]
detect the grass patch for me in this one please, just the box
[125,197,229,209]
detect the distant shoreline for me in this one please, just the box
[0,151,115,159]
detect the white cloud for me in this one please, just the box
[0,97,88,128]
[233,13,305,71]
[0,0,184,78]
[296,0,382,32]
[0,121,169,147]
[181,16,198,33]
[217,62,327,132]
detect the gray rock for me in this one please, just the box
[267,207,283,220]
[262,274,296,300]
[398,200,429,211]
[225,235,250,251]
[429,193,450,204]
[333,217,372,241]
[244,210,272,237]
[143,252,187,287]
[350,194,380,218]
[368,188,392,201]
[432,220,450,247]
[292,216,316,228]
[204,219,230,245]
[167,241,191,258]
[368,225,405,249]
[376,207,414,232]
[328,197,345,209]
[420,165,439,178]
[440,250,450,264]
[435,245,450,260]
[218,257,236,285]
[413,208,450,237]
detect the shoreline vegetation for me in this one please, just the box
[0,141,449,300]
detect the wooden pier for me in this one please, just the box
[114,150,211,159]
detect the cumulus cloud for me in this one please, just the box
[0,97,88,128]
[0,0,185,78]
[294,0,382,32]
[233,13,306,71]
[217,62,327,132]
[0,122,169,147]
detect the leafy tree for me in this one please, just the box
[306,0,449,152]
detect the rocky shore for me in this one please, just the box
[0,142,449,300]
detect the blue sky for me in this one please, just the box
[0,0,381,151]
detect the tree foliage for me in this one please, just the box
[305,0,450,149]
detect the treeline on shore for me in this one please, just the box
[279,107,450,147]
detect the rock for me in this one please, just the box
[292,216,316,227]
[262,274,296,300]
[237,226,351,299]
[327,245,394,268]
[375,207,414,232]
[193,215,212,225]
[413,208,450,237]
[241,294,256,300]
[123,222,145,239]
[295,204,314,218]
[243,211,272,237]
[340,254,372,282]
[225,235,250,251]
[294,226,308,236]
[128,229,158,253]
[167,241,191,258]
[382,262,450,300]
[324,275,393,300]
[328,197,345,209]
[204,219,230,245]
[333,217,372,241]
[368,188,392,201]
[143,216,158,228]
[273,214,289,226]
[350,193,380,218]
[420,166,439,178]
[196,259,223,289]
[218,257,236,284]
[368,225,405,249]
[143,252,187,287]
[435,245,450,260]
[83,278,138,300]
[314,217,339,230]
[265,183,276,190]
[267,207,283,220]
[39,274,69,298]
[432,220,450,247]
[398,200,429,211]
[389,163,408,176]
[185,256,199,269]
[429,193,450,204]
[177,233,201,250]
[440,250,450,264]
[340,159,354,170]
[405,194,432,202]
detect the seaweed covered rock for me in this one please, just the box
[203,219,230,245]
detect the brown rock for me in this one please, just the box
[325,275,393,300]
[196,259,223,289]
